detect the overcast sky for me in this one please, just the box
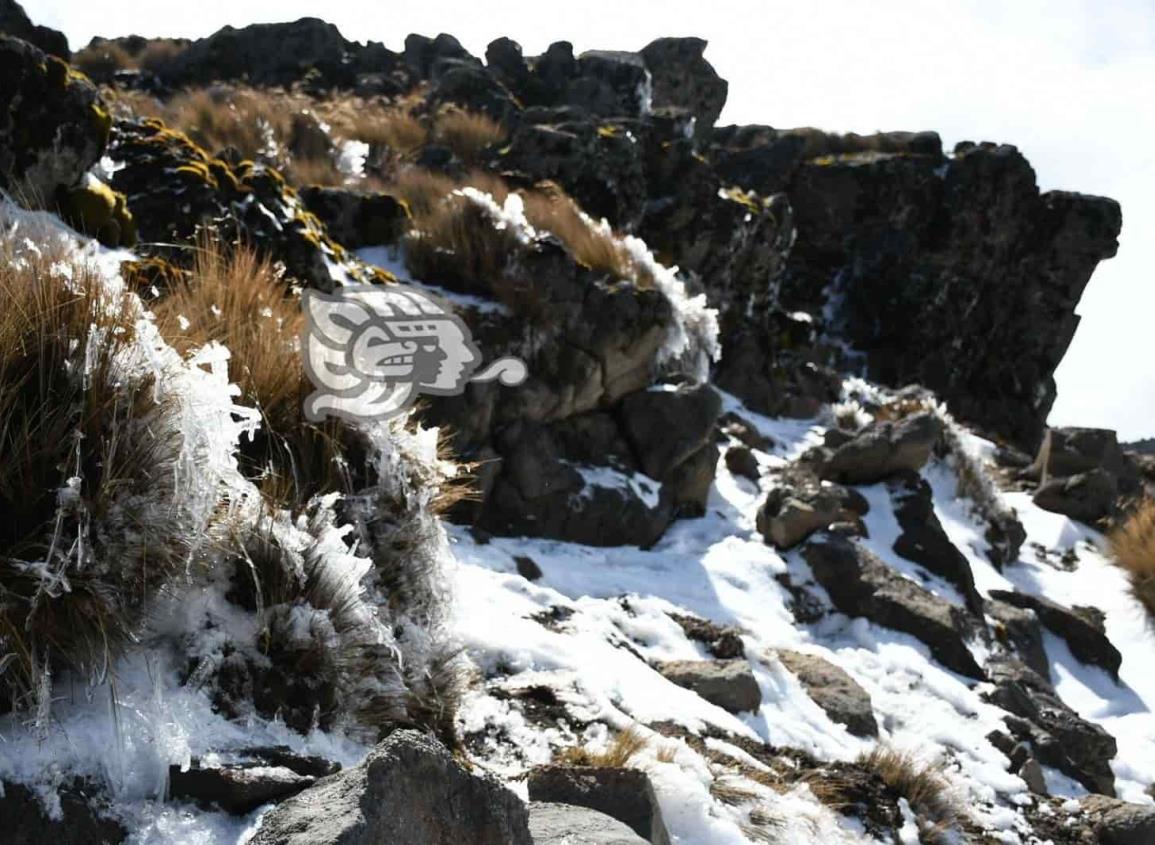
[31,0,1155,440]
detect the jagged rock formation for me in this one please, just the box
[0,0,68,57]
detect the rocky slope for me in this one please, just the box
[0,6,1149,845]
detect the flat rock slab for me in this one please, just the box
[169,763,314,815]
[250,730,531,845]
[527,765,669,845]
[656,658,762,713]
[777,649,878,737]
[818,413,942,485]
[802,533,984,679]
[988,589,1121,679]
[529,801,649,844]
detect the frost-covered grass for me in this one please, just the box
[0,200,466,840]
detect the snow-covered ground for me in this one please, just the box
[449,391,1155,844]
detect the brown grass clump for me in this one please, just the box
[152,235,349,506]
[555,726,649,768]
[433,108,506,165]
[1108,498,1155,615]
[136,40,185,75]
[72,41,134,80]
[0,241,185,709]
[521,187,653,288]
[858,746,957,838]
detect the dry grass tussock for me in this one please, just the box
[433,108,506,165]
[1108,498,1155,616]
[858,746,958,840]
[555,726,649,767]
[0,240,185,708]
[393,168,655,292]
[152,236,349,507]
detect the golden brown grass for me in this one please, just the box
[151,236,348,506]
[555,726,649,768]
[0,240,185,708]
[1108,498,1155,615]
[72,41,134,80]
[858,746,957,839]
[433,108,506,164]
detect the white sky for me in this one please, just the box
[29,0,1155,440]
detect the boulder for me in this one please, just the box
[656,658,762,713]
[669,613,745,659]
[527,765,669,845]
[0,0,68,58]
[776,649,878,737]
[571,50,651,118]
[818,413,942,485]
[1033,468,1118,525]
[1080,795,1155,845]
[888,471,982,613]
[1032,427,1132,480]
[801,533,984,678]
[988,590,1121,679]
[639,37,727,135]
[169,762,314,814]
[0,781,125,845]
[0,36,109,204]
[529,802,649,845]
[299,187,409,248]
[724,445,760,482]
[249,730,532,845]
[618,383,722,481]
[986,596,1050,680]
[985,657,1117,796]
[757,474,868,550]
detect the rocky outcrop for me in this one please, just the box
[1080,795,1155,845]
[985,657,1117,796]
[529,802,649,845]
[527,765,669,845]
[249,730,532,845]
[988,589,1122,679]
[639,38,727,136]
[0,36,108,204]
[888,471,982,613]
[802,533,984,678]
[299,187,408,248]
[656,658,762,713]
[108,118,388,290]
[712,133,1121,450]
[0,0,69,58]
[1027,427,1141,525]
[776,650,878,737]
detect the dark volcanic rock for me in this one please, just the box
[1031,427,1132,480]
[169,762,314,814]
[528,765,669,844]
[986,595,1051,680]
[250,730,531,845]
[818,413,942,485]
[802,533,984,678]
[714,132,1121,450]
[0,36,108,203]
[529,802,649,845]
[985,657,1117,796]
[1033,468,1119,525]
[656,658,762,713]
[298,187,408,248]
[0,0,68,57]
[640,37,727,135]
[988,589,1121,679]
[0,780,125,845]
[888,470,982,613]
[669,613,745,659]
[618,383,721,481]
[777,649,878,737]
